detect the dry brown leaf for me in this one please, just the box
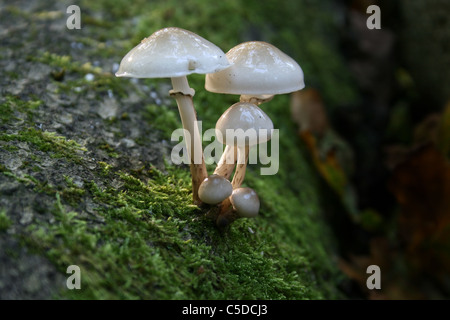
[437,101,450,158]
[389,145,450,275]
[290,88,329,137]
[299,131,348,197]
[383,145,411,171]
[413,113,441,147]
[293,88,357,216]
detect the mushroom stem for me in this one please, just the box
[216,203,238,228]
[217,145,248,220]
[240,94,274,106]
[231,145,249,189]
[170,76,207,204]
[213,145,237,180]
[217,196,233,222]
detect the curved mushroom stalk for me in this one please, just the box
[213,95,271,183]
[217,144,254,221]
[214,102,273,223]
[231,145,249,189]
[213,145,237,180]
[217,197,233,225]
[170,76,207,204]
[216,204,238,228]
[215,102,273,190]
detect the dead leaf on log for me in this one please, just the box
[290,88,329,137]
[299,131,348,197]
[292,88,357,216]
[437,101,450,158]
[389,145,450,276]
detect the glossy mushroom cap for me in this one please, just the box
[230,188,260,218]
[215,102,273,147]
[205,41,304,95]
[198,174,233,205]
[115,27,230,78]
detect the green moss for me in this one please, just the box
[1,169,57,196]
[3,5,29,19]
[33,52,127,97]
[0,128,86,164]
[60,176,87,207]
[143,104,182,138]
[0,210,12,232]
[0,103,13,123]
[35,52,73,69]
[0,95,42,124]
[2,168,85,211]
[1,144,19,152]
[22,162,341,299]
[97,161,113,177]
[5,71,19,80]
[98,143,120,159]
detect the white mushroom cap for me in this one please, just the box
[215,102,273,147]
[115,27,231,78]
[205,41,304,95]
[198,174,233,205]
[230,188,260,218]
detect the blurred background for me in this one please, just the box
[1,0,449,299]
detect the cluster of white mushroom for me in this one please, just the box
[116,27,304,227]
